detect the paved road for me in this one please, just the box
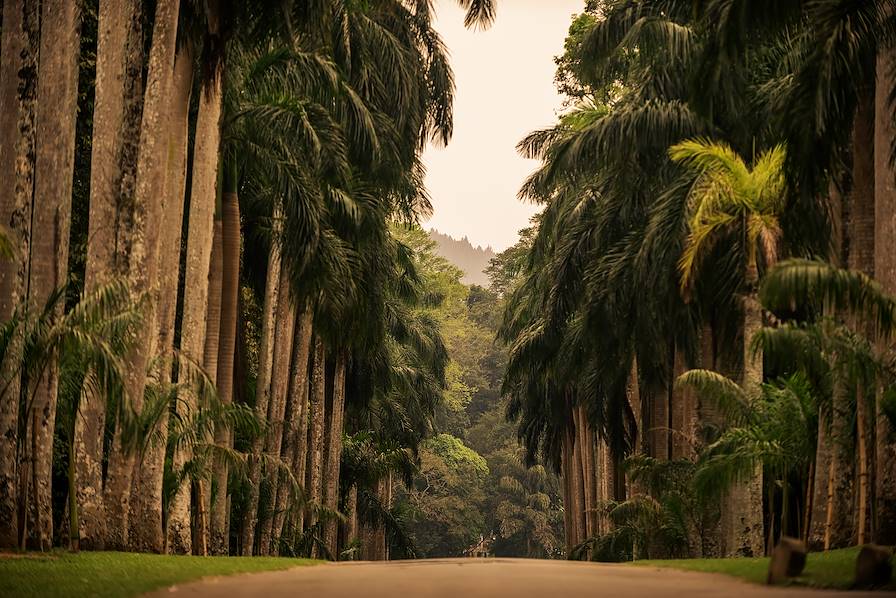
[143,558,891,597]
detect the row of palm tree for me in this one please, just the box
[0,0,495,558]
[499,0,896,560]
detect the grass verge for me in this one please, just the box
[0,550,320,598]
[633,546,895,590]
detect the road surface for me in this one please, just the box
[143,558,890,597]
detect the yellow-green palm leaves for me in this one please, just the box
[670,139,787,293]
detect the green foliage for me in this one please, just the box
[0,552,318,598]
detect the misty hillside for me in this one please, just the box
[428,229,495,287]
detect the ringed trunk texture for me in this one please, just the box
[270,310,313,553]
[874,45,896,545]
[257,268,296,556]
[103,0,181,551]
[27,0,82,549]
[0,0,39,549]
[306,338,326,557]
[210,187,241,555]
[167,73,224,555]
[240,212,282,555]
[128,43,192,555]
[76,0,145,551]
[322,352,347,558]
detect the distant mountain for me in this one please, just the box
[428,229,495,287]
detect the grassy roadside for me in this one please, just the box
[0,551,320,598]
[633,546,895,590]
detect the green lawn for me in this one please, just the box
[633,546,894,590]
[0,551,320,598]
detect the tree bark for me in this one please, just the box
[306,338,326,557]
[257,268,296,555]
[0,0,39,550]
[722,286,764,557]
[167,71,224,555]
[127,43,192,555]
[270,309,313,554]
[103,0,181,551]
[874,45,896,546]
[74,0,146,552]
[210,181,241,555]
[323,351,347,558]
[240,212,282,555]
[26,0,82,549]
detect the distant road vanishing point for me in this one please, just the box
[142,558,886,598]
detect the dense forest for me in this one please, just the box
[1,0,896,572]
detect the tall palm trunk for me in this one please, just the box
[724,256,764,557]
[306,337,326,557]
[240,214,282,555]
[560,425,574,553]
[0,0,39,549]
[75,0,145,551]
[25,0,82,549]
[210,177,241,555]
[257,269,296,555]
[671,347,695,459]
[167,71,224,555]
[874,46,896,546]
[270,309,313,554]
[128,44,192,555]
[322,352,347,557]
[577,406,595,539]
[103,0,181,551]
[195,208,224,555]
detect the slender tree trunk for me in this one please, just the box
[671,347,695,459]
[210,179,240,555]
[306,337,326,557]
[346,484,358,553]
[0,0,39,549]
[75,0,145,551]
[240,207,282,555]
[26,0,82,549]
[103,0,181,551]
[724,277,764,557]
[127,43,192,555]
[168,71,224,555]
[625,359,643,499]
[270,309,313,554]
[323,352,347,558]
[571,407,586,549]
[578,406,595,539]
[809,420,835,549]
[856,381,869,545]
[257,269,296,555]
[874,45,896,545]
[560,427,573,554]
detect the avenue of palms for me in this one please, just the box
[0,0,894,592]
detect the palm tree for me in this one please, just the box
[670,138,787,556]
[761,257,896,544]
[75,0,147,551]
[128,43,194,555]
[0,0,40,548]
[26,0,83,549]
[102,0,182,551]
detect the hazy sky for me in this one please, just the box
[422,0,585,251]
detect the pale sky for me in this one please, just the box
[422,0,585,251]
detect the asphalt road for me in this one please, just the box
[142,558,892,597]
